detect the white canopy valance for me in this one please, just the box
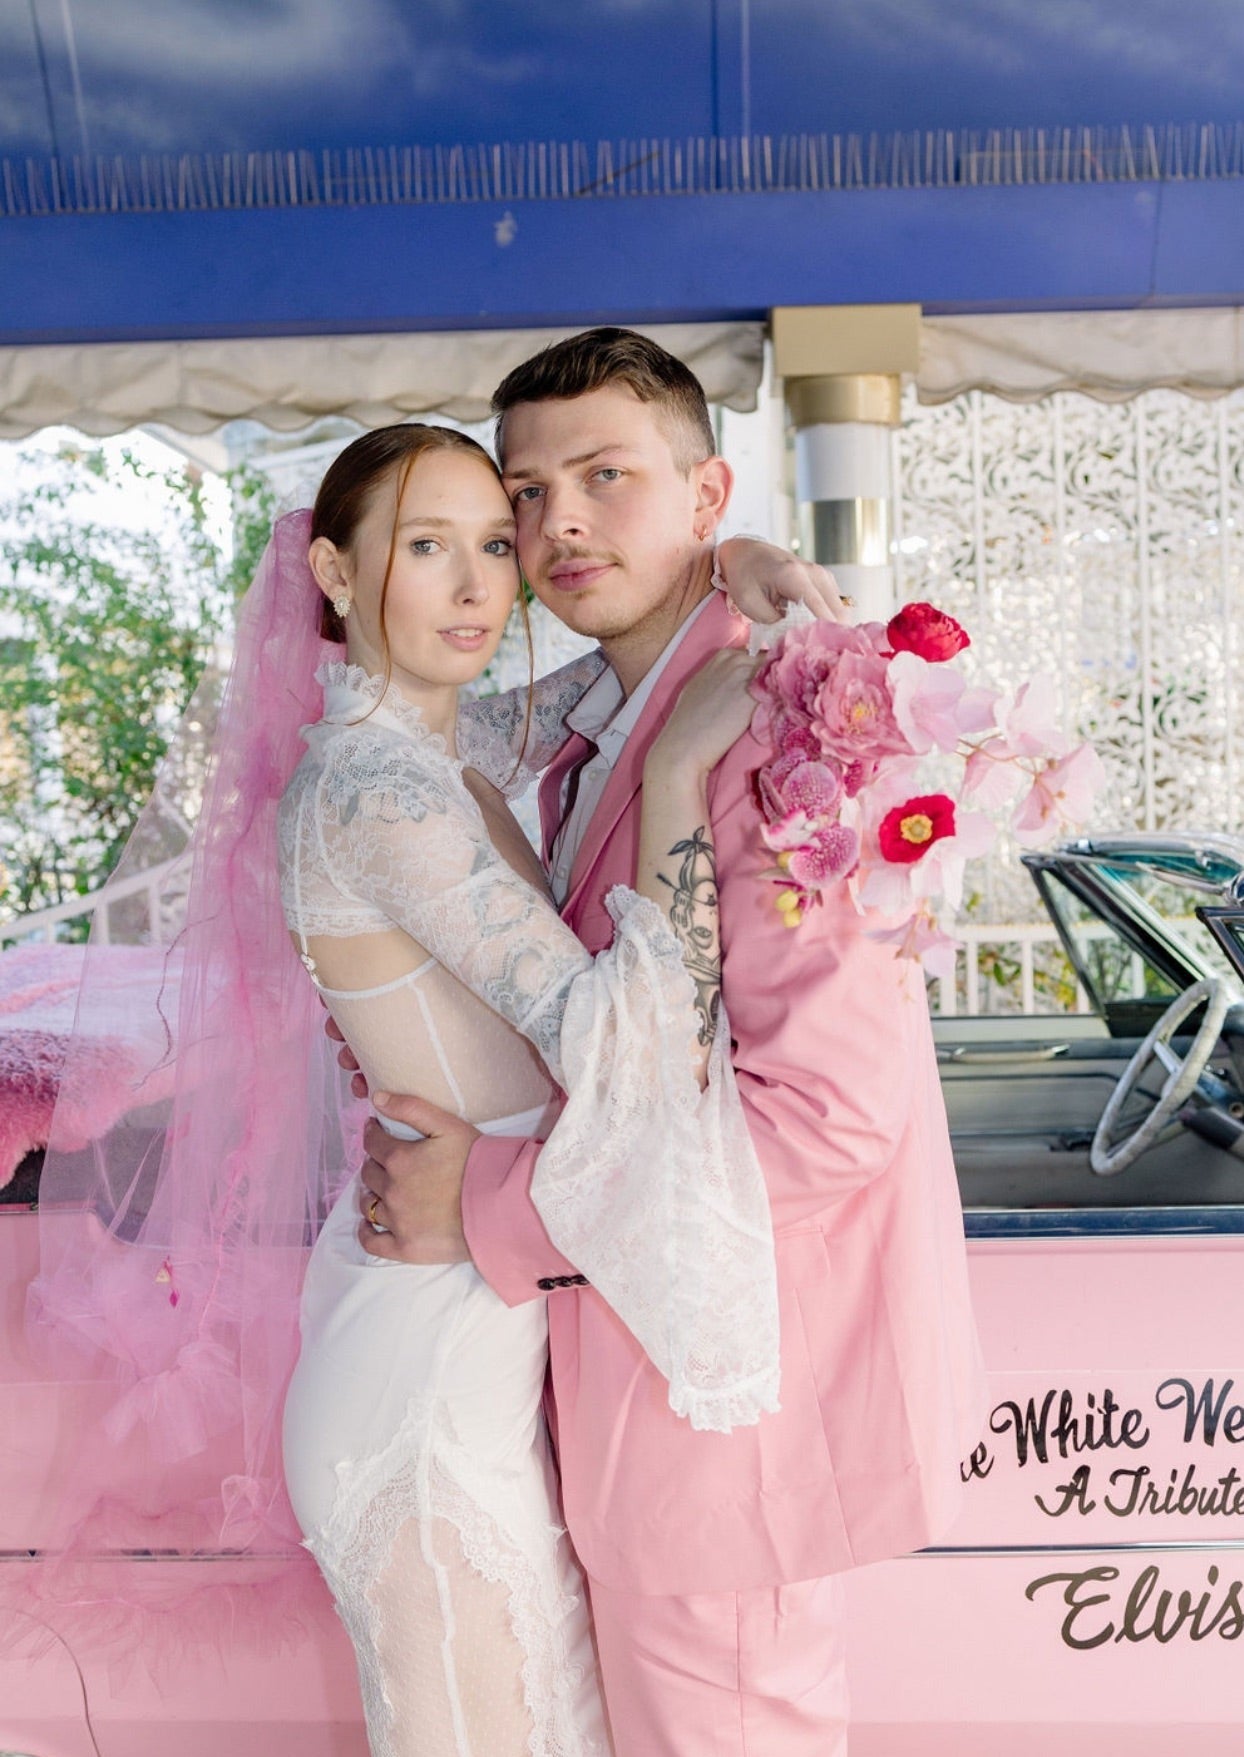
[5,310,1243,441]
[0,322,766,442]
[918,309,1244,405]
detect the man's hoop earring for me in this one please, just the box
[332,594,351,620]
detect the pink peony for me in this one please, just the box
[885,602,970,662]
[752,621,874,725]
[811,650,912,768]
[752,621,900,745]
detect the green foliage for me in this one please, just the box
[0,444,276,928]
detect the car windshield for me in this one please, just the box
[1199,909,1244,982]
[1096,860,1244,990]
[1034,847,1244,1022]
[1041,875,1183,1010]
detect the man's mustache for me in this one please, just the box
[544,544,622,565]
[537,546,624,570]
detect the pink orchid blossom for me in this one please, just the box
[1012,743,1107,845]
[999,676,1071,759]
[763,758,843,819]
[888,650,998,755]
[760,811,821,855]
[856,857,921,916]
[757,757,847,865]
[760,725,824,782]
[786,823,859,889]
[867,908,961,980]
[961,739,1028,810]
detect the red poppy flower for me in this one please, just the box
[886,602,970,662]
[878,794,957,864]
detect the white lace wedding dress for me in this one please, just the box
[278,660,779,1757]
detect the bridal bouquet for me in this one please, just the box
[749,602,1105,976]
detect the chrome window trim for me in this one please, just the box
[916,1539,1244,1558]
[964,1204,1244,1239]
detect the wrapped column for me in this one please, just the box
[773,305,921,622]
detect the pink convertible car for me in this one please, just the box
[3,831,1244,1755]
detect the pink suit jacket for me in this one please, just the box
[462,592,986,1597]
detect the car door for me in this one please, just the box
[939,854,1243,1213]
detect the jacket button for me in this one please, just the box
[536,1277,555,1291]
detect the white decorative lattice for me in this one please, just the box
[893,386,1244,933]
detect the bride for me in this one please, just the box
[277,421,780,1756]
[21,419,807,1756]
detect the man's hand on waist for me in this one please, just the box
[358,1092,480,1264]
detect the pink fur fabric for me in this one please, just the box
[0,943,86,1020]
[0,943,179,1189]
[0,1028,148,1185]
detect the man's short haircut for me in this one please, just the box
[492,326,716,472]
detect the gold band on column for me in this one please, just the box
[798,498,892,570]
[786,374,901,430]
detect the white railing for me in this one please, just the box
[0,859,179,948]
[933,921,1095,1018]
[1,872,1103,1020]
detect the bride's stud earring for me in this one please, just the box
[332,593,351,620]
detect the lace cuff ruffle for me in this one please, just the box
[458,651,607,797]
[454,711,539,799]
[532,889,781,1433]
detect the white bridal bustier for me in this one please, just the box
[278,661,779,1432]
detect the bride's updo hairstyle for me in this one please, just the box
[310,422,535,760]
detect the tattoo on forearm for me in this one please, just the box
[659,826,722,1046]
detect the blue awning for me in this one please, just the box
[4,3,1244,343]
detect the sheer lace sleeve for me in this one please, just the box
[532,893,782,1434]
[456,650,607,796]
[313,724,780,1433]
[314,727,593,1080]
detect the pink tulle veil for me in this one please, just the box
[11,509,362,1657]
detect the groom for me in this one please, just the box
[354,328,985,1754]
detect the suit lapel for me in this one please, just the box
[538,731,594,869]
[560,593,747,922]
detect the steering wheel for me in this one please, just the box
[1091,977,1232,1176]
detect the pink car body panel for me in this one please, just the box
[6,1213,1243,1751]
[847,1234,1244,1753]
